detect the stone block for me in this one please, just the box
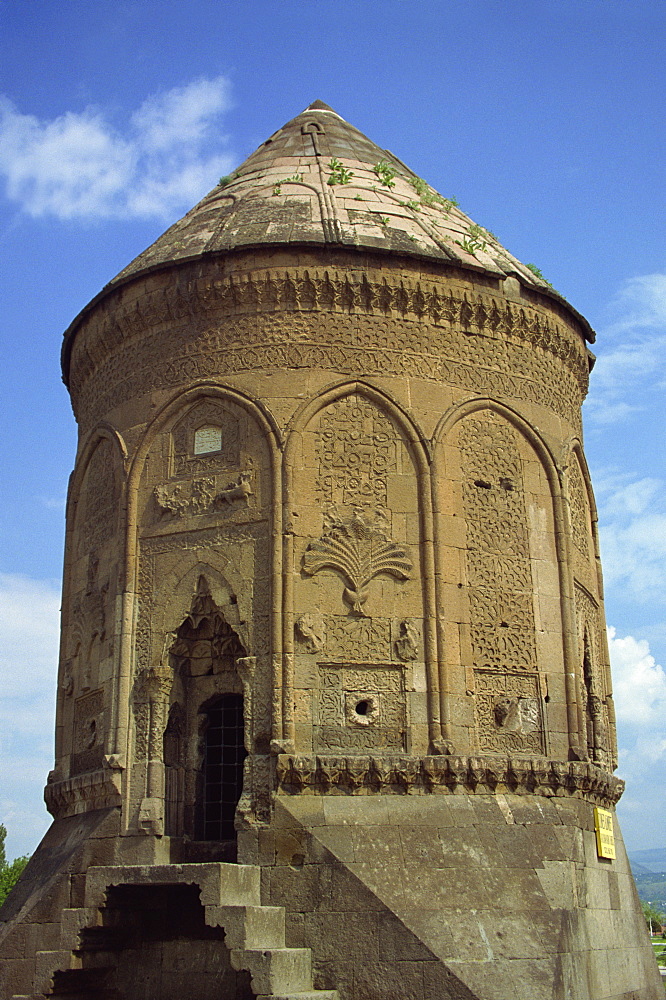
[232,946,312,995]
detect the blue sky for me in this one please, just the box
[1,0,665,860]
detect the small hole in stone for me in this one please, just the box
[230,594,237,605]
[355,700,370,716]
[544,695,550,703]
[499,478,514,491]
[499,621,509,628]
[474,479,492,489]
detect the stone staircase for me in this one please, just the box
[13,863,338,1000]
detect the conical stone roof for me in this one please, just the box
[63,101,595,371]
[110,101,560,294]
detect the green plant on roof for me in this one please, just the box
[378,216,389,226]
[354,194,364,200]
[272,183,282,196]
[409,177,458,212]
[399,199,421,212]
[218,174,237,187]
[273,172,304,196]
[456,224,488,257]
[525,263,554,288]
[327,158,354,185]
[373,160,397,189]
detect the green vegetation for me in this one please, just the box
[525,262,555,288]
[634,871,666,909]
[272,172,304,196]
[408,177,458,212]
[399,199,421,212]
[378,216,389,227]
[0,824,29,908]
[456,224,488,256]
[327,158,354,185]
[217,174,236,187]
[373,160,397,189]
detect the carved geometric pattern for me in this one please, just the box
[303,508,412,613]
[575,586,612,769]
[569,456,591,560]
[324,615,391,660]
[315,662,406,752]
[474,669,545,754]
[315,394,398,507]
[78,440,117,553]
[71,688,105,775]
[459,415,537,678]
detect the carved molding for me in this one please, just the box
[44,768,122,818]
[275,753,624,806]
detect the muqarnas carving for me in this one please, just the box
[315,662,406,752]
[303,508,412,614]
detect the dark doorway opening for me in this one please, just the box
[198,694,246,841]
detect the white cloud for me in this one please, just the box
[593,471,666,604]
[609,626,666,725]
[0,574,60,857]
[585,273,666,425]
[0,77,235,221]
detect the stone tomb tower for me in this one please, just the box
[0,102,660,1000]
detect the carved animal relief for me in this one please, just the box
[154,472,253,517]
[303,508,412,613]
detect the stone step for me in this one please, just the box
[84,862,261,908]
[232,947,313,995]
[207,903,286,949]
[256,993,340,1000]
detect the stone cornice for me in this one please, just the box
[65,264,589,398]
[44,768,122,819]
[275,753,624,807]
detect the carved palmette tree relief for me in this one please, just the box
[303,508,413,614]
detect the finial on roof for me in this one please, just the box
[304,100,338,113]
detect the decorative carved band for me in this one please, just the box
[44,767,123,818]
[68,265,588,426]
[275,753,624,806]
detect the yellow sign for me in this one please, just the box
[594,807,616,859]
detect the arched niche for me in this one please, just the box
[132,572,251,852]
[433,402,567,759]
[283,382,437,757]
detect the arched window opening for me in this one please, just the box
[199,694,246,841]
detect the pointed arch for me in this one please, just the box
[111,383,282,761]
[282,380,443,751]
[431,397,583,759]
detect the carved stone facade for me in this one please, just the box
[2,102,658,1000]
